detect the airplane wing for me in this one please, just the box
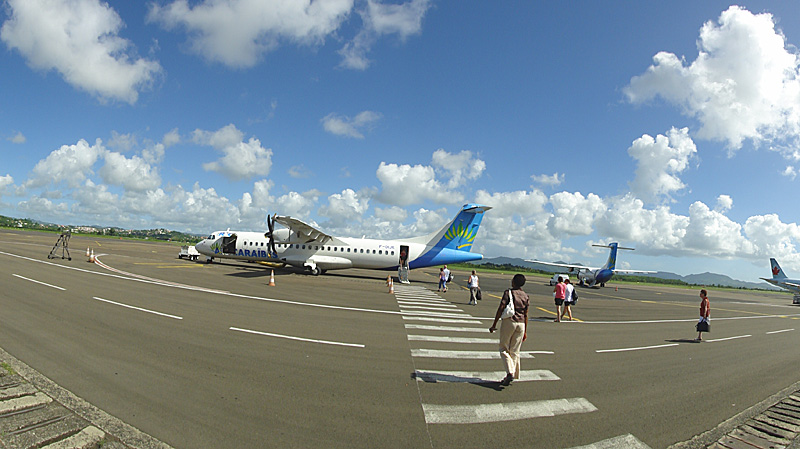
[612,269,657,274]
[761,278,800,289]
[525,260,596,272]
[273,215,333,245]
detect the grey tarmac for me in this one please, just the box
[1,229,800,448]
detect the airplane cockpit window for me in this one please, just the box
[207,235,215,240]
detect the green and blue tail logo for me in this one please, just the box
[443,219,480,250]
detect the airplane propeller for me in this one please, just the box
[265,213,278,258]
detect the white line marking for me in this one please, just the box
[402,316,483,324]
[422,398,597,424]
[706,334,751,342]
[396,300,454,307]
[568,434,652,449]
[414,369,560,383]
[408,335,496,344]
[410,349,550,359]
[398,304,459,310]
[399,310,473,318]
[766,328,795,334]
[12,274,65,291]
[596,343,679,353]
[229,327,364,348]
[405,324,488,332]
[92,297,183,320]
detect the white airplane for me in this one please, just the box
[526,243,655,287]
[194,204,491,276]
[760,258,800,303]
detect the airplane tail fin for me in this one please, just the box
[770,258,787,279]
[421,204,491,251]
[593,242,634,271]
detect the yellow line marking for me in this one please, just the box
[95,241,102,247]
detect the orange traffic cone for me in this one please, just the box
[89,249,95,263]
[269,270,276,286]
[615,286,618,292]
[85,247,90,257]
[388,278,394,294]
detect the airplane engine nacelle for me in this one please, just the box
[579,272,596,287]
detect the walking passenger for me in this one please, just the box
[696,289,710,341]
[561,278,574,321]
[468,270,479,305]
[553,276,566,322]
[489,274,529,386]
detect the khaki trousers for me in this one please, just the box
[499,319,525,379]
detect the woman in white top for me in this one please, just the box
[468,270,480,305]
[561,278,575,321]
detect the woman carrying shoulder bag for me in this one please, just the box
[489,274,529,386]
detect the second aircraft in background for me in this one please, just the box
[528,243,655,287]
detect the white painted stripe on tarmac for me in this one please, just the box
[766,328,794,334]
[706,334,751,342]
[230,327,365,348]
[414,369,560,383]
[12,274,65,290]
[410,349,544,359]
[596,343,679,353]
[400,311,474,319]
[398,304,459,310]
[402,316,483,324]
[396,300,451,306]
[408,335,496,344]
[567,434,652,449]
[405,324,488,332]
[422,398,597,424]
[92,297,183,320]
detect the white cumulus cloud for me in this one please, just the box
[194,124,273,181]
[321,111,381,139]
[147,0,353,68]
[1,0,161,104]
[624,5,800,156]
[627,127,696,203]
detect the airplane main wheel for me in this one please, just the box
[310,267,321,276]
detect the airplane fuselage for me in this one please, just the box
[195,230,482,274]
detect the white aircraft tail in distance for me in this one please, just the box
[526,242,655,287]
[760,258,800,303]
[194,204,491,276]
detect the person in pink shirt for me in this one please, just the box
[553,276,566,322]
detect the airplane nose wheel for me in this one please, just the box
[310,267,321,276]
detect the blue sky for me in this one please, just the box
[2,1,800,283]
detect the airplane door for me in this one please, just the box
[399,246,409,268]
[398,245,410,284]
[221,235,237,255]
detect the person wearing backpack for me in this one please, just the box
[489,274,529,386]
[561,278,576,321]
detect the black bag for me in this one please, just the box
[696,320,710,332]
[476,288,482,301]
[571,288,578,303]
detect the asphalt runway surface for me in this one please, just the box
[1,229,799,448]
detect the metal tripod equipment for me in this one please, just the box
[48,229,72,260]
